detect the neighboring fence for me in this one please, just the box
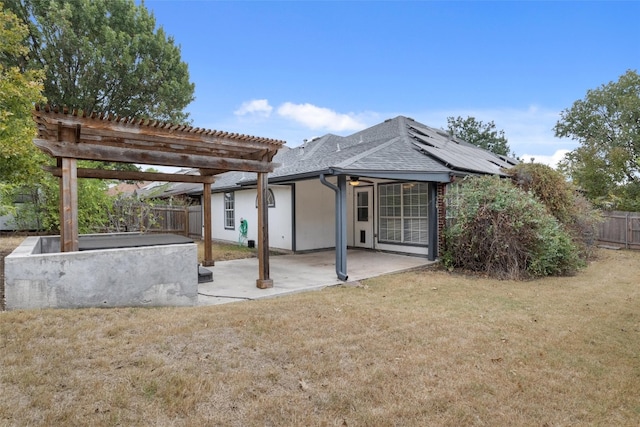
[187,205,203,239]
[145,206,188,235]
[597,211,640,250]
[107,203,202,238]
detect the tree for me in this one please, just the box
[0,2,45,185]
[3,0,197,232]
[5,0,195,123]
[555,70,640,211]
[0,2,47,222]
[446,116,512,156]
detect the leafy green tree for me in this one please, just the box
[3,0,197,232]
[447,116,512,156]
[0,2,45,185]
[555,70,640,211]
[0,2,47,223]
[37,169,113,233]
[5,0,195,123]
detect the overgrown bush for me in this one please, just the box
[506,163,601,259]
[442,176,583,280]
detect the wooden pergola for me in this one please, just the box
[32,105,284,289]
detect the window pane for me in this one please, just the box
[379,184,402,242]
[357,191,369,221]
[379,182,429,244]
[224,192,235,229]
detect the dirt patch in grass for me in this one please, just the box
[196,240,257,262]
[1,244,639,425]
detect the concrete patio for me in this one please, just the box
[198,249,435,305]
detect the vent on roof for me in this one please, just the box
[384,118,392,122]
[407,117,414,121]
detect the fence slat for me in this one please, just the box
[598,211,640,249]
[107,203,195,237]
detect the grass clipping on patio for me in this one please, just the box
[1,248,640,426]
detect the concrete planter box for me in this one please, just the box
[4,234,198,310]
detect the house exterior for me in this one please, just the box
[143,116,517,275]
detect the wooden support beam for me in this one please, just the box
[256,172,273,289]
[44,166,216,184]
[202,182,214,267]
[33,139,276,173]
[60,157,78,252]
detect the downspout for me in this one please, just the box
[319,174,348,281]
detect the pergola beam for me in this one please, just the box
[44,166,216,184]
[34,139,276,173]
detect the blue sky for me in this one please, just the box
[144,0,640,166]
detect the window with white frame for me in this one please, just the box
[255,188,276,208]
[224,192,235,229]
[378,182,428,244]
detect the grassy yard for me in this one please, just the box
[1,237,639,426]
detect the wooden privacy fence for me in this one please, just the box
[107,203,202,239]
[597,211,640,250]
[187,205,203,239]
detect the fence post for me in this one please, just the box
[184,206,189,237]
[626,212,630,249]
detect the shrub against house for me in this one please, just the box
[442,164,600,280]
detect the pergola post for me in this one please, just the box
[59,157,78,252]
[202,182,214,266]
[256,172,273,289]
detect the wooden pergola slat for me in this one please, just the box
[43,166,217,184]
[32,105,284,289]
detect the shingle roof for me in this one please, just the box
[141,116,518,197]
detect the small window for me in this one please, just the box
[224,192,235,229]
[357,191,369,222]
[255,188,276,208]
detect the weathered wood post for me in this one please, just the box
[57,122,80,252]
[202,181,214,266]
[256,171,273,288]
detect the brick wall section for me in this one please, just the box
[437,183,447,256]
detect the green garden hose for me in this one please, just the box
[239,218,248,245]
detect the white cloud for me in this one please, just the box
[277,102,367,132]
[520,149,570,168]
[234,99,273,117]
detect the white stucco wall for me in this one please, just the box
[209,185,292,250]
[294,179,336,251]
